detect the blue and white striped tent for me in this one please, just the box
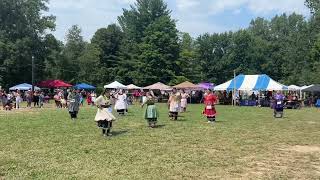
[214,74,288,91]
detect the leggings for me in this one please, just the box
[170,112,178,120]
[207,116,216,122]
[16,101,20,109]
[69,111,78,119]
[117,109,125,115]
[34,101,39,107]
[98,121,113,134]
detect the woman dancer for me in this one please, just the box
[114,90,127,115]
[94,90,116,137]
[68,89,81,120]
[15,90,22,109]
[180,90,189,112]
[141,91,158,128]
[203,89,217,123]
[168,88,181,121]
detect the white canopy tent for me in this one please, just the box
[126,84,142,90]
[288,85,302,91]
[214,80,232,91]
[9,83,41,91]
[214,74,288,91]
[104,81,127,89]
[144,82,172,90]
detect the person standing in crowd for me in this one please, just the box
[67,89,81,121]
[4,92,13,111]
[94,90,116,137]
[26,90,32,108]
[86,92,92,105]
[15,90,22,109]
[168,88,182,121]
[91,92,96,106]
[273,91,285,116]
[114,89,127,115]
[39,91,44,108]
[54,92,62,108]
[203,89,217,123]
[1,91,8,110]
[63,89,68,107]
[61,97,67,108]
[33,91,40,108]
[80,89,86,106]
[141,91,158,128]
[133,90,140,104]
[180,90,189,112]
[141,90,146,105]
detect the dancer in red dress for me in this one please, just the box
[203,89,217,123]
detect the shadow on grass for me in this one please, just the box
[214,120,226,123]
[112,130,129,136]
[155,124,166,128]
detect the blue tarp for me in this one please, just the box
[74,83,96,90]
[9,83,40,91]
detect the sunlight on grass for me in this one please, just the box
[0,104,319,179]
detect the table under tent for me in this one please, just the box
[214,74,288,107]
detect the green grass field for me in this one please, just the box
[0,104,319,179]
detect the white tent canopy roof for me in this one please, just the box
[144,82,172,90]
[126,84,142,89]
[288,85,302,91]
[104,81,127,89]
[9,83,40,91]
[214,80,232,91]
[214,74,288,91]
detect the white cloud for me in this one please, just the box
[47,0,309,41]
[176,0,200,10]
[48,0,133,41]
[247,0,309,15]
[175,0,308,16]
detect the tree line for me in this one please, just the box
[1,0,320,89]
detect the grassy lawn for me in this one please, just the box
[0,104,320,179]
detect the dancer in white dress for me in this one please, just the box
[94,90,116,137]
[114,90,127,115]
[180,90,189,112]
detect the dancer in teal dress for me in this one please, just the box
[141,91,158,128]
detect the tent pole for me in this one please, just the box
[32,56,35,93]
[233,70,236,106]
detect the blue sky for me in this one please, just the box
[47,0,310,41]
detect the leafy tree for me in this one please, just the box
[305,0,320,14]
[0,0,55,88]
[91,24,124,83]
[176,33,200,83]
[61,25,86,83]
[118,0,179,85]
[78,44,101,85]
